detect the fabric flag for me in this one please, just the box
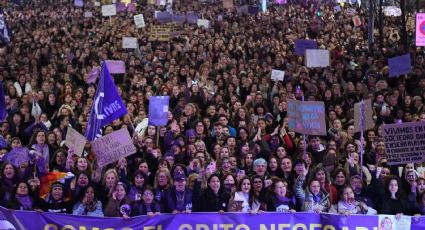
[148,96,169,126]
[87,67,100,84]
[3,147,31,167]
[39,172,74,198]
[0,82,6,121]
[388,54,411,77]
[85,61,128,141]
[0,8,10,45]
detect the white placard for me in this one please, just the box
[271,69,285,81]
[122,37,138,49]
[197,19,210,29]
[305,49,330,68]
[102,4,117,17]
[94,1,100,6]
[383,6,402,17]
[84,11,93,18]
[134,14,146,28]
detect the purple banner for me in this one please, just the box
[172,14,186,24]
[388,53,411,77]
[294,39,318,56]
[186,12,199,24]
[0,207,422,230]
[156,11,172,23]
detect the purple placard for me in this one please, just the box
[388,53,411,77]
[172,14,186,24]
[156,11,172,23]
[186,12,199,24]
[105,60,126,74]
[74,0,83,7]
[127,3,136,13]
[287,99,327,135]
[294,39,318,56]
[116,2,126,12]
[148,96,169,126]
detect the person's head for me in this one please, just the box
[223,173,237,193]
[268,156,279,172]
[49,182,65,201]
[293,159,307,175]
[238,176,252,193]
[103,169,119,189]
[2,163,16,179]
[173,170,187,192]
[385,176,402,198]
[333,168,347,186]
[28,178,40,193]
[313,167,328,185]
[133,171,147,188]
[253,158,267,176]
[417,177,425,195]
[142,186,155,204]
[207,174,221,194]
[252,175,263,193]
[75,157,90,172]
[350,175,364,194]
[308,179,321,196]
[15,181,29,196]
[155,168,172,189]
[113,182,127,200]
[380,217,393,230]
[272,180,288,197]
[280,156,292,173]
[405,169,418,185]
[77,184,97,204]
[340,185,355,204]
[308,136,321,150]
[137,161,150,175]
[76,172,90,187]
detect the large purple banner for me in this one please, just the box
[0,207,423,230]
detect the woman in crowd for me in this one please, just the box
[329,185,377,215]
[228,176,263,214]
[104,182,132,217]
[72,184,104,217]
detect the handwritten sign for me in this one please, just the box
[197,19,210,29]
[383,121,425,165]
[102,4,117,17]
[91,129,137,168]
[149,25,172,41]
[84,11,93,18]
[287,100,327,135]
[134,14,146,28]
[106,60,125,74]
[74,0,83,7]
[223,0,234,9]
[383,6,402,17]
[305,49,330,68]
[416,13,425,47]
[65,126,87,157]
[271,69,284,81]
[354,99,374,133]
[122,37,138,49]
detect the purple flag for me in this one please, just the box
[0,82,6,121]
[85,61,128,141]
[116,3,126,12]
[0,136,7,148]
[3,147,31,167]
[294,39,318,56]
[74,0,83,7]
[148,96,169,126]
[106,60,125,74]
[127,3,136,13]
[156,12,172,23]
[388,53,411,77]
[186,12,199,24]
[87,67,100,84]
[172,14,186,24]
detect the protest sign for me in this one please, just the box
[101,4,116,17]
[134,14,146,28]
[287,99,327,135]
[148,96,169,126]
[149,24,172,41]
[388,54,411,77]
[383,6,402,17]
[65,126,86,157]
[94,1,100,6]
[346,8,356,15]
[186,12,199,24]
[122,37,138,49]
[294,39,317,56]
[354,99,374,133]
[127,3,136,13]
[416,13,425,47]
[84,11,93,18]
[74,0,83,7]
[105,60,125,74]
[383,121,425,165]
[3,147,31,167]
[197,19,210,29]
[334,5,341,12]
[223,0,234,9]
[271,69,284,81]
[352,16,362,27]
[155,11,172,23]
[305,49,330,68]
[116,2,126,12]
[91,128,137,168]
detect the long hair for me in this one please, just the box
[236,176,258,209]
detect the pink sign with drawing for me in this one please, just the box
[416,13,425,46]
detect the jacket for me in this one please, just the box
[161,187,193,213]
[131,201,161,216]
[329,200,377,215]
[72,201,104,217]
[193,181,230,212]
[294,175,331,212]
[104,198,132,217]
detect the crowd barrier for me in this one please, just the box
[1,207,424,230]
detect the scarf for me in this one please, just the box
[16,194,33,210]
[83,200,98,214]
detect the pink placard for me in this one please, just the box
[416,13,425,46]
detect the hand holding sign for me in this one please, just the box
[122,37,138,49]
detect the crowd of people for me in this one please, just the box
[0,0,424,219]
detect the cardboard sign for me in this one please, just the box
[305,49,330,68]
[383,6,402,17]
[271,69,284,81]
[287,99,327,135]
[134,14,146,28]
[294,39,317,56]
[74,0,83,7]
[84,11,93,18]
[106,60,126,74]
[354,99,374,133]
[223,0,234,9]
[149,24,172,41]
[197,19,210,29]
[65,126,87,157]
[102,4,117,17]
[352,16,362,27]
[122,37,138,49]
[388,54,411,77]
[91,129,137,168]
[416,13,425,47]
[383,121,425,165]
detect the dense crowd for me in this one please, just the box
[0,0,424,219]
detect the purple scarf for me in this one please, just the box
[16,194,33,210]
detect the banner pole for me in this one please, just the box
[302,94,306,160]
[156,126,160,146]
[360,100,365,179]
